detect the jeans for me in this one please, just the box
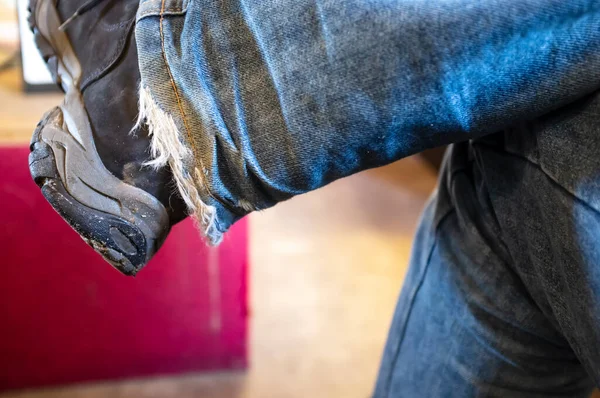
[376,110,600,395]
[134,0,600,395]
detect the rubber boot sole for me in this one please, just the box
[28,0,169,275]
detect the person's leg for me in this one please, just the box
[374,142,594,397]
[473,88,600,385]
[134,0,600,241]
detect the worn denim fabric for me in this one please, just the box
[134,0,600,395]
[375,104,600,395]
[135,0,600,234]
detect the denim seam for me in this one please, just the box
[138,0,188,20]
[139,9,185,19]
[473,142,600,216]
[381,207,455,397]
[158,0,219,211]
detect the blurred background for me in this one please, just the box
[0,1,489,397]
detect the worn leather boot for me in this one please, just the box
[28,0,188,275]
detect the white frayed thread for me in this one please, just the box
[134,85,223,245]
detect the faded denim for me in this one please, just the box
[134,0,600,395]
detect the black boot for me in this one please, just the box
[28,0,188,275]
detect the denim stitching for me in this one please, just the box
[159,0,217,205]
[138,0,187,20]
[138,8,184,19]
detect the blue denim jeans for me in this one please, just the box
[134,0,600,395]
[376,117,600,396]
